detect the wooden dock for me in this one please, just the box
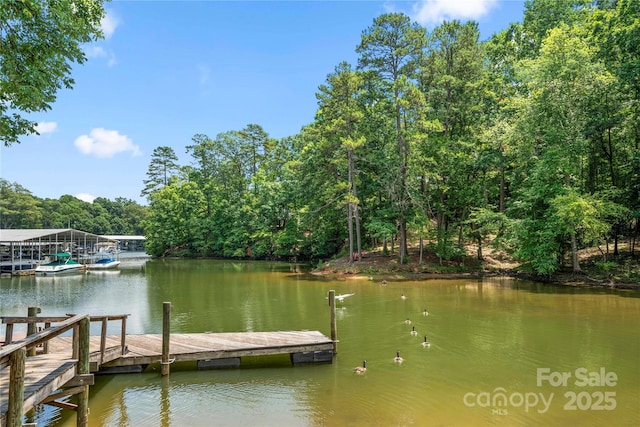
[46,330,334,373]
[0,314,93,427]
[1,292,340,427]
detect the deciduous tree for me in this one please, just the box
[1,0,107,145]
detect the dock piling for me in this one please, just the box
[328,290,337,354]
[77,317,90,427]
[7,348,26,427]
[161,302,172,376]
[26,307,40,356]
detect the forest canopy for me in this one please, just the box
[3,1,638,277]
[139,1,639,275]
[0,0,107,146]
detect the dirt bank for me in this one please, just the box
[311,246,639,290]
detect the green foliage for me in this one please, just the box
[0,178,146,237]
[97,6,640,270]
[3,4,638,275]
[0,179,42,228]
[550,192,609,246]
[594,261,618,278]
[141,146,180,199]
[511,218,563,275]
[1,0,107,145]
[429,234,465,263]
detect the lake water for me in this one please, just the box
[1,259,639,426]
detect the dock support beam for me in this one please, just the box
[8,348,26,427]
[328,290,337,354]
[77,317,90,427]
[26,307,40,356]
[161,302,172,376]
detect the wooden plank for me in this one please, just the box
[42,331,333,354]
[1,313,128,424]
[99,330,334,368]
[44,399,77,411]
[61,374,94,387]
[94,364,148,375]
[3,330,335,393]
[0,314,89,364]
[1,317,70,325]
[22,359,77,414]
[41,386,85,404]
[0,354,78,418]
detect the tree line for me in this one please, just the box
[0,179,146,236]
[140,1,639,275]
[2,1,638,276]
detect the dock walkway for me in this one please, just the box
[1,293,341,426]
[47,330,334,372]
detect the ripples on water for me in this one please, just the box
[1,262,638,426]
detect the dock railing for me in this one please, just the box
[0,314,91,427]
[3,311,130,363]
[1,310,130,427]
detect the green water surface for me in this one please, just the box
[1,259,638,426]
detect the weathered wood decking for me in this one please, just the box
[1,292,340,426]
[47,330,335,371]
[0,314,92,427]
[1,331,334,426]
[0,354,78,425]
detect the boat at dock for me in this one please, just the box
[86,253,121,270]
[34,253,84,275]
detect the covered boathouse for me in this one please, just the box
[0,229,119,275]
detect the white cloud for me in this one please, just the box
[85,45,106,58]
[84,45,117,67]
[410,0,498,25]
[74,128,142,158]
[35,121,57,135]
[101,11,120,39]
[81,10,119,67]
[75,193,97,203]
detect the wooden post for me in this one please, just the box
[100,317,108,364]
[120,315,128,355]
[5,322,14,344]
[161,302,172,376]
[43,322,51,354]
[8,347,26,427]
[72,324,79,360]
[328,290,337,354]
[26,306,40,356]
[77,317,90,427]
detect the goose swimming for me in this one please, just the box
[354,360,367,374]
[422,336,431,348]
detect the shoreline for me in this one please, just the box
[310,250,640,290]
[310,269,640,290]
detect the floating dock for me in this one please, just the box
[0,292,341,426]
[46,330,334,373]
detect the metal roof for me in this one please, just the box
[0,229,118,244]
[102,235,146,241]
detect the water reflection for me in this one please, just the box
[1,261,638,427]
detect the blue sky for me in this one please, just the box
[1,0,525,205]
